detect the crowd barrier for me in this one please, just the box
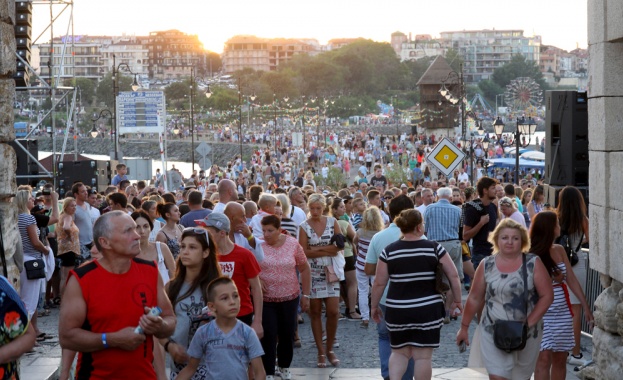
[582,248,603,335]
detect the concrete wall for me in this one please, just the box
[586,0,623,378]
[0,0,21,285]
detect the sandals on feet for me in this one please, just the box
[327,351,340,367]
[317,354,326,368]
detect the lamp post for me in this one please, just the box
[439,63,465,140]
[236,78,256,162]
[90,109,113,139]
[189,70,215,172]
[494,116,536,184]
[112,54,140,161]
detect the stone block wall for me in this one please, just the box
[0,0,20,286]
[586,0,623,378]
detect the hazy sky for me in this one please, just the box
[32,0,588,52]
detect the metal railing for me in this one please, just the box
[582,248,603,335]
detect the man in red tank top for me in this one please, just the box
[59,211,176,379]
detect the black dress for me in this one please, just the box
[380,239,446,348]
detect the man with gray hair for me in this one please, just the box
[415,188,434,216]
[423,187,462,324]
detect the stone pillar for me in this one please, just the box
[586,0,623,378]
[0,0,20,286]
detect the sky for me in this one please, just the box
[31,0,588,53]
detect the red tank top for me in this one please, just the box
[71,258,159,379]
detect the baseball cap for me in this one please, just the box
[400,184,407,188]
[195,212,230,232]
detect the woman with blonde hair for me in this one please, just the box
[57,197,80,295]
[299,193,344,368]
[457,219,553,380]
[303,170,317,191]
[16,189,51,341]
[353,206,384,328]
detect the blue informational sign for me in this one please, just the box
[116,91,166,134]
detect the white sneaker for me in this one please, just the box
[266,376,275,380]
[567,353,586,366]
[279,368,292,380]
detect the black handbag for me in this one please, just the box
[435,245,450,294]
[24,258,46,280]
[490,254,529,353]
[556,232,583,266]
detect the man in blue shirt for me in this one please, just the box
[365,195,416,380]
[424,187,462,322]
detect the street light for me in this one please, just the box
[112,54,140,161]
[90,109,113,139]
[237,78,256,161]
[494,116,537,184]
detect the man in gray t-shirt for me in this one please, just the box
[72,183,94,252]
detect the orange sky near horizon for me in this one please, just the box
[32,0,588,53]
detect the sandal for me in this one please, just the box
[327,351,340,367]
[348,311,362,320]
[317,354,326,368]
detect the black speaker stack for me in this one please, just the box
[10,139,38,187]
[14,1,33,87]
[544,91,589,187]
[56,160,112,197]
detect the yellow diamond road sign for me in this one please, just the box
[426,137,466,177]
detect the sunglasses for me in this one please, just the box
[184,227,210,247]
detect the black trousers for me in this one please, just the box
[260,297,299,375]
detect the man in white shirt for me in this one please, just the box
[212,179,237,214]
[457,167,470,183]
[416,188,434,217]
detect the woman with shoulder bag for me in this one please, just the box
[555,186,590,365]
[457,219,553,380]
[16,189,52,341]
[530,211,593,380]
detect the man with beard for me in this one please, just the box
[463,177,498,269]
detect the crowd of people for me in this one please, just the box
[3,144,596,380]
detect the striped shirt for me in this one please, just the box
[355,229,377,271]
[18,213,40,256]
[351,213,363,230]
[424,199,461,241]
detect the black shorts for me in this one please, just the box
[57,251,77,267]
[238,313,254,326]
[344,255,356,272]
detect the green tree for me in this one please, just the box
[492,54,547,89]
[64,77,96,106]
[477,80,504,103]
[95,72,134,109]
[444,48,464,73]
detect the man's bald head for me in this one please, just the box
[224,201,245,219]
[243,201,258,219]
[218,179,237,203]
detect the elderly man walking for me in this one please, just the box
[423,187,462,324]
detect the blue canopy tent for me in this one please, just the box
[486,158,545,169]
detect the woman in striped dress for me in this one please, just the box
[353,206,384,328]
[529,211,593,380]
[371,209,462,379]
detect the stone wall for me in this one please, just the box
[0,0,21,286]
[585,0,623,378]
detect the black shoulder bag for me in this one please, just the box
[557,232,583,266]
[490,254,529,353]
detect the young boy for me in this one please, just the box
[176,277,266,380]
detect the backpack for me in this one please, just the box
[556,232,583,266]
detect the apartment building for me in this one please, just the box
[439,29,541,83]
[100,36,150,79]
[221,35,319,73]
[38,35,113,82]
[146,30,205,80]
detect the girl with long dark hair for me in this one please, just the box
[555,186,590,365]
[161,228,221,379]
[529,211,593,380]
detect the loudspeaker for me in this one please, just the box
[10,139,39,186]
[57,160,112,196]
[411,124,418,135]
[14,1,33,87]
[544,91,588,186]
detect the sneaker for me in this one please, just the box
[567,353,586,366]
[266,376,275,380]
[279,368,292,380]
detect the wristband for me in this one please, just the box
[302,294,310,298]
[102,333,109,349]
[247,235,254,241]
[164,339,174,353]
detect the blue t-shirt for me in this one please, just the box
[187,319,264,380]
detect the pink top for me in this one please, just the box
[259,235,307,302]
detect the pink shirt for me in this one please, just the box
[259,235,307,302]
